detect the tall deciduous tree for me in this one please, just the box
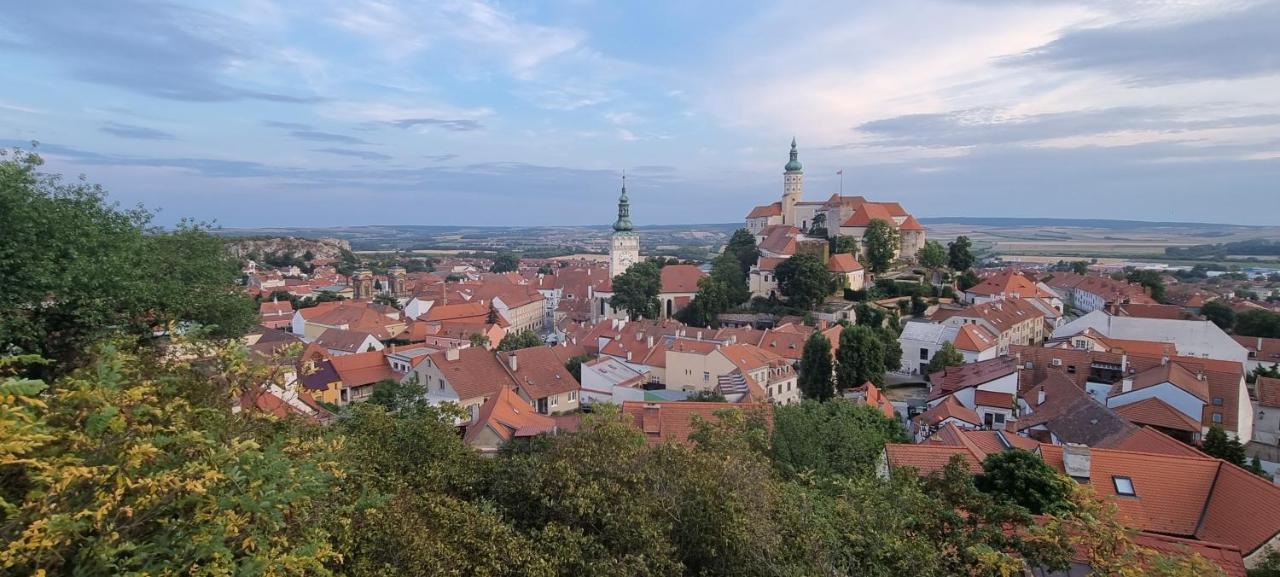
[710,252,750,307]
[1201,424,1247,466]
[1200,300,1236,331]
[831,235,859,255]
[496,329,543,351]
[975,449,1074,515]
[775,253,835,310]
[1125,269,1167,303]
[609,260,662,320]
[863,219,900,274]
[926,341,965,375]
[798,331,835,401]
[489,251,519,273]
[1236,309,1280,338]
[836,324,887,388]
[948,236,976,271]
[724,228,761,275]
[917,240,948,270]
[0,149,254,379]
[771,399,908,478]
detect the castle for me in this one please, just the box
[744,139,926,261]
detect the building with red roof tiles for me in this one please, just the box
[1099,425,1207,458]
[914,395,983,440]
[1118,302,1197,320]
[237,384,334,425]
[1253,376,1280,445]
[291,300,406,341]
[499,346,582,415]
[464,386,558,455]
[621,400,773,446]
[847,382,897,419]
[826,253,866,290]
[408,346,518,415]
[313,327,384,356]
[933,297,1051,354]
[963,268,1063,312]
[591,265,707,323]
[1234,335,1280,374]
[258,299,294,329]
[665,340,798,404]
[1044,273,1155,314]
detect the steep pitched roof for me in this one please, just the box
[1117,362,1211,403]
[927,356,1017,401]
[826,253,863,273]
[746,202,783,218]
[427,347,517,401]
[954,324,998,352]
[898,214,924,231]
[314,328,378,354]
[1257,376,1280,408]
[1113,397,1204,432]
[501,346,581,400]
[329,349,400,387]
[966,269,1056,299]
[464,386,556,445]
[660,264,706,294]
[1100,426,1206,457]
[884,444,983,474]
[917,395,981,427]
[841,202,895,227]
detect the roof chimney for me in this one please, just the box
[507,353,518,372]
[1037,388,1046,405]
[626,351,633,362]
[647,336,654,348]
[445,348,460,361]
[1121,376,1133,393]
[1062,444,1092,480]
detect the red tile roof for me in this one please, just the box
[928,356,1018,401]
[826,253,863,273]
[746,202,782,218]
[427,347,517,401]
[954,324,998,352]
[1257,376,1280,408]
[464,386,556,445]
[621,401,773,445]
[966,269,1055,299]
[329,349,400,387]
[973,390,1014,409]
[1121,362,1211,403]
[660,264,705,294]
[501,346,581,400]
[898,214,924,231]
[917,395,982,427]
[1113,397,1204,433]
[841,202,895,227]
[885,444,983,474]
[1101,426,1206,458]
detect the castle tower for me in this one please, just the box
[782,138,804,226]
[609,174,640,279]
[352,268,374,299]
[387,266,408,297]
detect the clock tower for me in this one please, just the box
[609,174,639,278]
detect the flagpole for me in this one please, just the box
[838,169,843,195]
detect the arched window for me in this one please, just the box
[666,299,673,318]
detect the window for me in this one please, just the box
[1113,476,1135,496]
[1212,412,1223,423]
[703,371,710,382]
[1212,397,1224,406]
[920,348,930,361]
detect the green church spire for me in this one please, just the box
[612,172,633,232]
[785,137,803,172]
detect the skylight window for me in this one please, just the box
[1113,476,1136,496]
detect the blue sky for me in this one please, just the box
[3,0,1278,227]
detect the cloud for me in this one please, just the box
[850,106,1280,148]
[1009,2,1280,84]
[424,154,459,162]
[387,118,484,131]
[0,1,318,102]
[310,148,393,161]
[289,130,376,145]
[262,120,313,130]
[99,122,177,141]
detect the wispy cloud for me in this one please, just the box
[387,118,484,131]
[289,130,376,145]
[99,121,178,141]
[311,147,392,161]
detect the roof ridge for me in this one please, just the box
[1193,461,1226,538]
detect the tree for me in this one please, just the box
[496,328,543,351]
[770,399,908,478]
[372,293,401,309]
[723,228,760,275]
[863,219,900,274]
[798,331,835,401]
[678,276,730,327]
[609,260,662,320]
[878,325,903,373]
[917,240,948,270]
[565,354,591,382]
[808,212,828,237]
[486,302,499,324]
[1126,269,1167,303]
[835,324,887,388]
[468,332,491,349]
[775,253,836,310]
[709,252,750,308]
[957,269,980,291]
[489,251,519,273]
[686,389,728,402]
[975,449,1074,515]
[925,342,965,375]
[1201,424,1247,466]
[1201,300,1236,331]
[1070,260,1090,275]
[948,236,975,271]
[368,376,428,412]
[1237,309,1280,338]
[831,235,859,255]
[0,150,254,379]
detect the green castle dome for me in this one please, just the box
[785,137,803,172]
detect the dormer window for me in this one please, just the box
[1113,476,1136,496]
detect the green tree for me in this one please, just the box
[609,260,662,320]
[0,150,254,379]
[775,253,836,310]
[710,252,751,307]
[1201,300,1236,331]
[863,219,900,274]
[808,212,828,237]
[1201,424,1247,466]
[1237,309,1280,338]
[975,449,1074,515]
[686,389,728,402]
[1070,260,1090,275]
[486,302,499,324]
[678,276,730,327]
[917,240,948,270]
[925,341,965,375]
[831,235,859,255]
[948,236,975,271]
[496,329,544,351]
[878,325,903,373]
[798,331,835,401]
[372,293,402,309]
[1126,269,1167,303]
[724,228,761,275]
[489,251,519,273]
[367,376,427,412]
[835,324,887,388]
[957,269,980,291]
[565,354,591,382]
[468,332,491,349]
[770,399,907,478]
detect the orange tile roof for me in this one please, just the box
[826,253,863,273]
[1122,362,1210,403]
[917,395,982,427]
[1130,532,1245,577]
[1257,376,1280,408]
[502,346,581,400]
[885,444,983,474]
[973,390,1014,409]
[464,386,556,445]
[427,347,517,401]
[330,349,400,387]
[757,226,801,256]
[1101,426,1206,457]
[856,382,897,419]
[841,202,895,227]
[898,214,924,231]
[1113,397,1203,433]
[966,269,1056,299]
[747,202,782,218]
[928,356,1018,401]
[954,324,998,352]
[660,264,705,294]
[621,401,774,445]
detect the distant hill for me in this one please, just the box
[919,217,1255,229]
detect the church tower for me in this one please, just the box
[609,174,640,278]
[782,138,803,226]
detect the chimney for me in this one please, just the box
[1037,388,1046,405]
[1160,355,1169,366]
[1121,376,1133,393]
[626,351,633,362]
[647,336,654,348]
[507,353,518,372]
[1062,444,1092,480]
[445,348,460,361]
[1197,371,1205,381]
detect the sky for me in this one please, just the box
[2,0,1279,227]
